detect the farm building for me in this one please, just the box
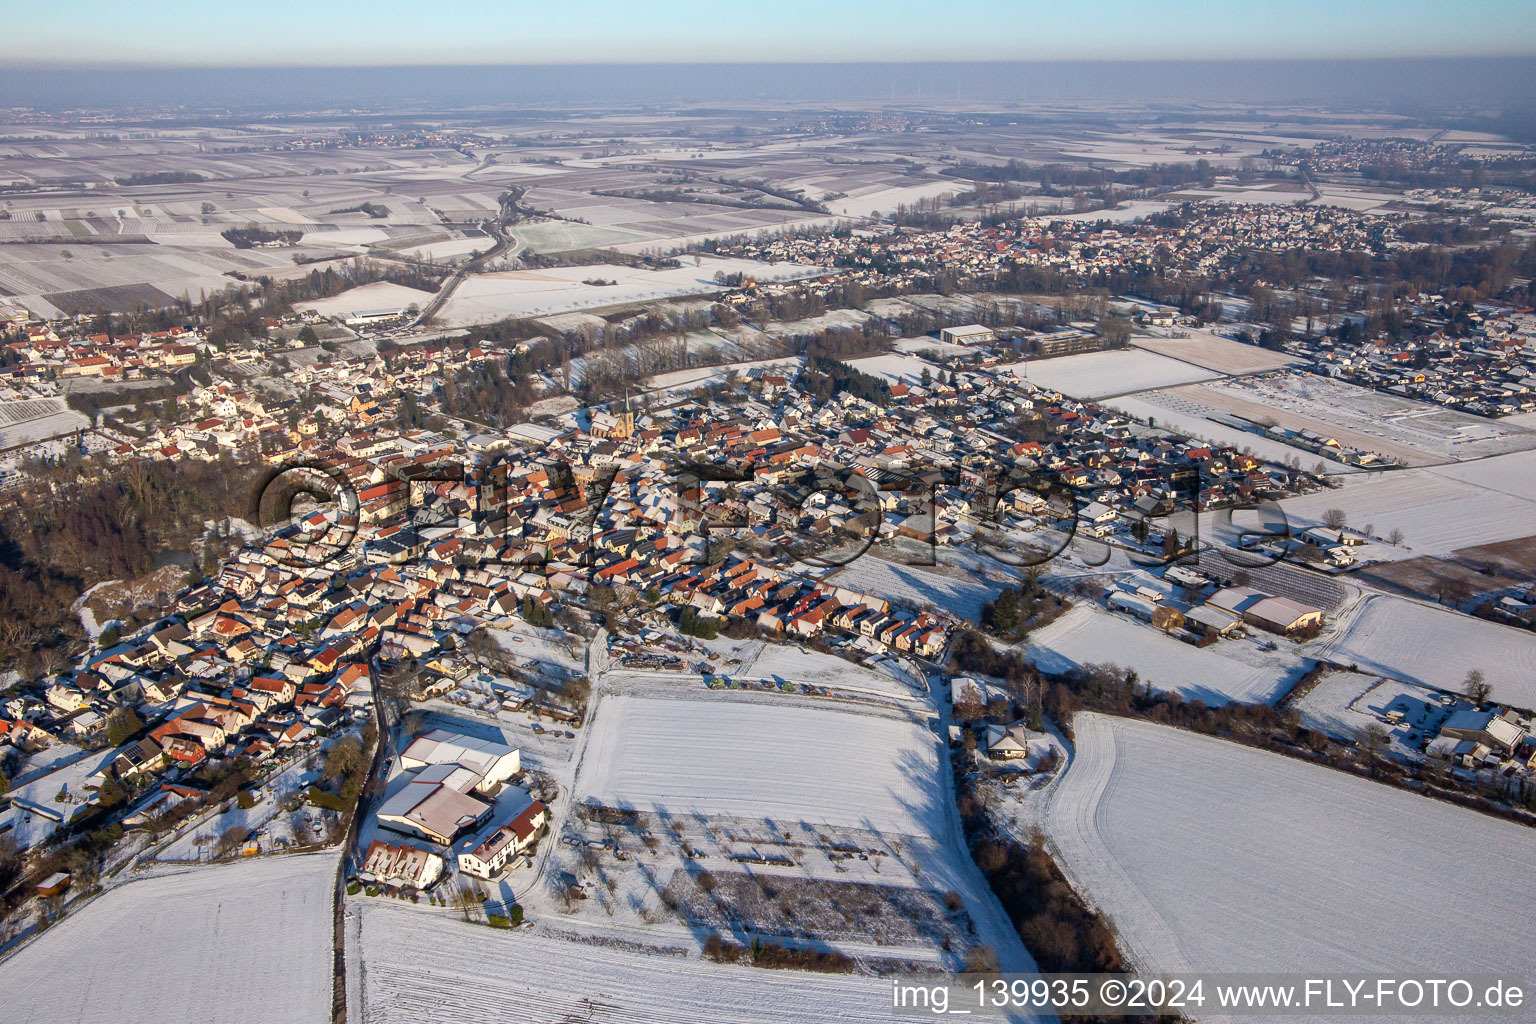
[1437,709,1525,755]
[1244,597,1324,634]
[1207,586,1323,635]
[1185,604,1243,638]
[399,729,520,792]
[941,324,995,346]
[375,763,496,845]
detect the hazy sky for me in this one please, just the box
[8,0,1536,67]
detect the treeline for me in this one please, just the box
[72,256,445,343]
[328,202,389,218]
[0,457,264,670]
[115,171,206,186]
[949,159,1217,192]
[438,360,536,427]
[1355,156,1536,191]
[221,226,302,248]
[798,353,890,406]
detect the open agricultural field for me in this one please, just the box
[994,348,1218,399]
[0,239,302,319]
[1195,372,1536,465]
[574,695,943,836]
[1276,453,1536,557]
[1046,714,1536,1007]
[0,141,525,315]
[352,901,932,1024]
[1128,328,1302,375]
[1024,605,1309,705]
[297,280,437,319]
[1316,594,1536,708]
[0,853,337,1024]
[436,257,822,325]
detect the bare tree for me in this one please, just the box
[1321,508,1347,530]
[1355,724,1390,771]
[1386,528,1405,547]
[1463,669,1493,707]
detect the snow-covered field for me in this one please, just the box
[0,853,337,1024]
[574,695,944,836]
[1105,392,1359,473]
[1025,605,1308,706]
[1200,373,1536,465]
[826,556,1001,621]
[352,901,922,1024]
[744,643,922,700]
[1316,594,1536,707]
[1128,329,1301,375]
[845,351,943,386]
[438,258,823,325]
[1276,458,1536,556]
[1047,714,1536,1011]
[994,349,1218,399]
[298,281,437,319]
[0,397,88,448]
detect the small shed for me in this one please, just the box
[37,872,71,897]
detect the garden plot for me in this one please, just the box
[353,901,934,1024]
[1316,594,1536,708]
[154,757,316,862]
[0,852,337,1024]
[1024,604,1308,706]
[993,349,1218,399]
[0,397,87,448]
[1046,714,1536,1004]
[0,747,118,848]
[574,695,944,837]
[489,620,586,676]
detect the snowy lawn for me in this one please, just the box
[0,852,338,1024]
[574,695,944,837]
[1047,714,1536,997]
